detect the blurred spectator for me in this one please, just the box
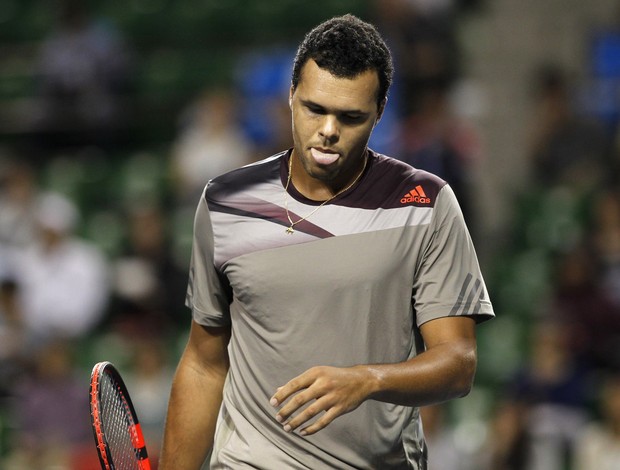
[497,319,591,470]
[574,372,620,470]
[110,203,187,331]
[170,87,254,205]
[371,0,462,117]
[549,240,620,371]
[8,191,109,344]
[30,0,133,150]
[2,338,98,469]
[0,159,40,250]
[0,158,38,383]
[484,398,530,470]
[526,63,609,191]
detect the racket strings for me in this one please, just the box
[100,374,142,469]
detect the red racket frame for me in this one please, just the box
[89,361,151,470]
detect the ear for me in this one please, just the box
[288,86,294,108]
[375,98,387,126]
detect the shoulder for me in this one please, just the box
[357,150,448,210]
[205,151,285,202]
[371,151,447,187]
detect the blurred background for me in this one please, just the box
[1,0,620,468]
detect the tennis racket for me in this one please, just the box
[89,361,151,470]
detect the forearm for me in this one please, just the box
[159,360,226,469]
[159,323,230,470]
[365,337,477,407]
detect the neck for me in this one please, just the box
[289,150,367,201]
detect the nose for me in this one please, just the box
[318,115,339,143]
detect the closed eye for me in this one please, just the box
[340,113,365,124]
[306,104,326,115]
[301,100,368,124]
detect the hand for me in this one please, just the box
[269,365,374,436]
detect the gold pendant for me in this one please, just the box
[286,226,294,234]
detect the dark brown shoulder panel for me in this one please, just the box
[343,151,448,210]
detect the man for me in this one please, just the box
[160,14,494,469]
[10,191,109,342]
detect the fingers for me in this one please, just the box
[274,393,338,435]
[298,408,340,436]
[270,370,316,408]
[272,383,318,428]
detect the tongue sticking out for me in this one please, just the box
[311,148,339,165]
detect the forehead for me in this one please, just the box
[295,59,379,111]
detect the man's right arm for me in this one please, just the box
[159,320,231,470]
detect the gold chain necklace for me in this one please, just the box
[283,153,367,234]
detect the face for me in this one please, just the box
[289,59,384,195]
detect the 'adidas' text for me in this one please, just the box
[401,185,431,205]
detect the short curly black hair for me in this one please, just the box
[291,14,394,106]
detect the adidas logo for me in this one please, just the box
[400,185,431,204]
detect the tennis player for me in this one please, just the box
[160,14,494,469]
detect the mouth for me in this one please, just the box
[310,147,340,166]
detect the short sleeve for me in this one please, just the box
[185,187,232,326]
[413,185,494,326]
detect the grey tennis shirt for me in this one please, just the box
[186,149,494,469]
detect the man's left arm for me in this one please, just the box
[270,315,476,435]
